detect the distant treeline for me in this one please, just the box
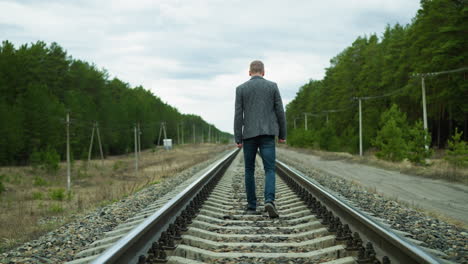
[286,0,467,153]
[0,41,231,165]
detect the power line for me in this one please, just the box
[413,66,468,77]
[353,87,406,100]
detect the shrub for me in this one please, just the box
[48,188,65,201]
[30,147,61,173]
[33,176,48,187]
[113,161,125,171]
[318,123,340,151]
[407,121,433,165]
[445,128,468,168]
[32,191,44,200]
[48,204,64,213]
[30,149,42,169]
[288,129,317,148]
[42,147,60,173]
[373,104,409,162]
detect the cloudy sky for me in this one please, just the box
[1,0,420,133]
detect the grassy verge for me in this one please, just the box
[0,144,231,253]
[280,145,468,185]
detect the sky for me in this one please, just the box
[0,0,421,133]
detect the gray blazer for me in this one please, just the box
[234,76,287,143]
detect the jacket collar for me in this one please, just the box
[250,76,264,80]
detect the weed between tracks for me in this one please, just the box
[0,144,230,253]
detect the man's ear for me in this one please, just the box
[249,71,252,76]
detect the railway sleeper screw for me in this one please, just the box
[335,223,346,240]
[366,242,377,260]
[317,206,326,220]
[346,232,362,251]
[298,187,303,195]
[328,211,335,223]
[160,231,174,249]
[343,224,351,235]
[175,217,187,232]
[181,219,189,230]
[185,214,193,224]
[309,199,318,212]
[149,242,168,263]
[328,212,335,222]
[356,242,377,264]
[188,206,196,217]
[313,204,319,215]
[337,225,352,241]
[357,246,367,263]
[320,211,331,225]
[175,216,182,226]
[168,233,176,247]
[328,217,340,232]
[159,232,167,247]
[155,249,167,263]
[173,228,182,240]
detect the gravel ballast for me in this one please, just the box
[0,149,232,264]
[277,148,467,263]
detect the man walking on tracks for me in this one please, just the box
[234,60,287,218]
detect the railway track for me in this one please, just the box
[69,149,442,264]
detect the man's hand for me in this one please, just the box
[278,139,286,143]
[236,143,243,148]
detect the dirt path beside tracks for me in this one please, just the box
[277,148,468,226]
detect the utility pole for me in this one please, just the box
[413,67,468,149]
[66,112,71,192]
[134,124,138,176]
[304,113,308,131]
[193,124,196,144]
[87,122,95,165]
[421,76,428,149]
[208,125,211,143]
[96,122,104,163]
[359,99,363,156]
[177,123,180,145]
[158,123,163,146]
[294,118,297,129]
[162,122,167,139]
[181,122,184,144]
[137,122,141,157]
[326,113,329,124]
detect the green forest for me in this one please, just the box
[0,41,230,165]
[286,0,467,161]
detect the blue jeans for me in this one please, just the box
[243,135,276,209]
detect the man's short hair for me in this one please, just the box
[250,60,264,74]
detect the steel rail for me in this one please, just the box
[92,148,239,264]
[276,160,441,264]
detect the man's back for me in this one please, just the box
[234,76,286,143]
[233,60,286,218]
